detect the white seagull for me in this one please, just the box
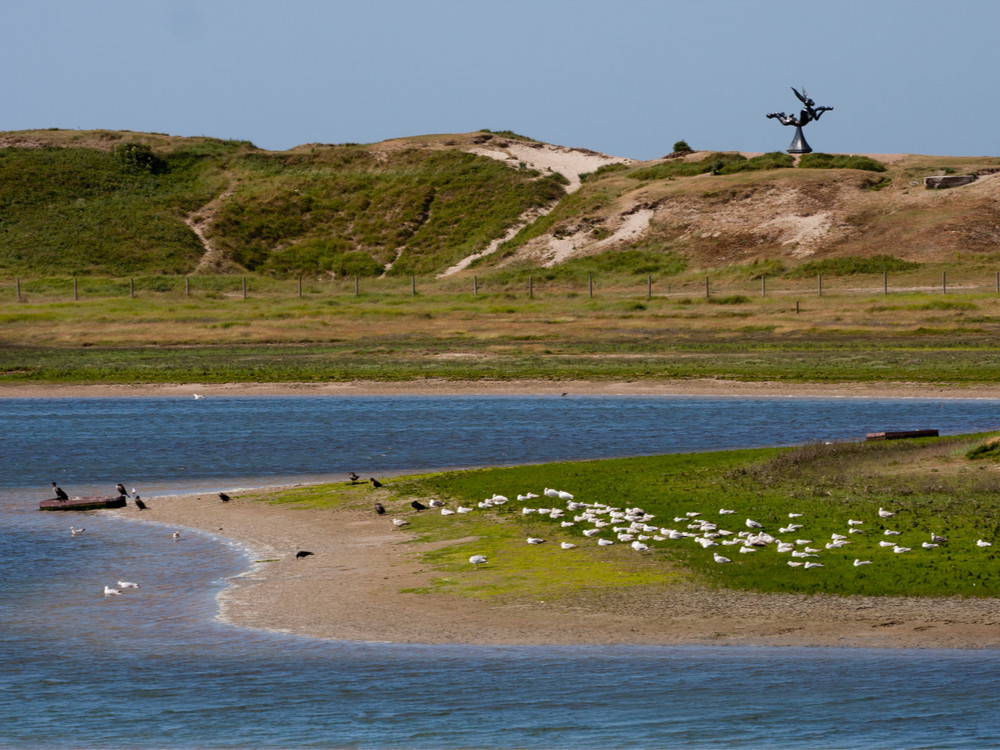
[745,519,762,529]
[560,542,577,550]
[469,555,487,567]
[713,553,732,564]
[976,539,992,547]
[526,537,545,545]
[103,586,122,596]
[853,559,872,566]
[70,526,85,536]
[878,507,895,518]
[392,518,410,528]
[597,538,614,546]
[117,581,140,589]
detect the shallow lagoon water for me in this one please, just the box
[2,395,999,748]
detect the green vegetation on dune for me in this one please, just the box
[212,149,565,276]
[260,435,1000,601]
[0,133,564,278]
[0,144,222,275]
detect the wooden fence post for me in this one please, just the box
[943,271,947,294]
[298,276,302,299]
[73,277,78,301]
[185,276,190,296]
[130,278,134,299]
[242,276,247,299]
[705,276,710,298]
[761,274,766,297]
[474,275,478,296]
[355,276,359,296]
[647,275,652,300]
[16,278,20,301]
[529,276,533,299]
[818,273,822,296]
[412,275,416,296]
[883,270,888,295]
[588,274,593,299]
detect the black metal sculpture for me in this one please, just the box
[766,87,833,154]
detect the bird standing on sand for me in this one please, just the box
[134,495,147,510]
[295,550,314,558]
[52,482,69,501]
[374,502,386,515]
[219,493,231,503]
[370,478,383,488]
[115,483,128,497]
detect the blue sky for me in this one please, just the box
[2,0,996,159]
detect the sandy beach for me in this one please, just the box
[19,378,1000,649]
[6,377,1000,400]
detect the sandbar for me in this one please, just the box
[119,484,1000,650]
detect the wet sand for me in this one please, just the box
[5,378,1000,400]
[117,486,1000,650]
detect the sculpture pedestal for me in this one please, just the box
[787,126,812,154]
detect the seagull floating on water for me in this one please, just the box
[117,581,139,589]
[103,586,122,596]
[70,526,85,536]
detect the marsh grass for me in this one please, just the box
[5,276,1000,384]
[317,436,1000,601]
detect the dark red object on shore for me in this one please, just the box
[39,495,128,511]
[865,429,939,441]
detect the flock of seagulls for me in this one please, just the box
[372,480,995,574]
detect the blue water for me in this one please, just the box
[2,395,999,749]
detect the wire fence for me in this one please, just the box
[2,270,1000,303]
